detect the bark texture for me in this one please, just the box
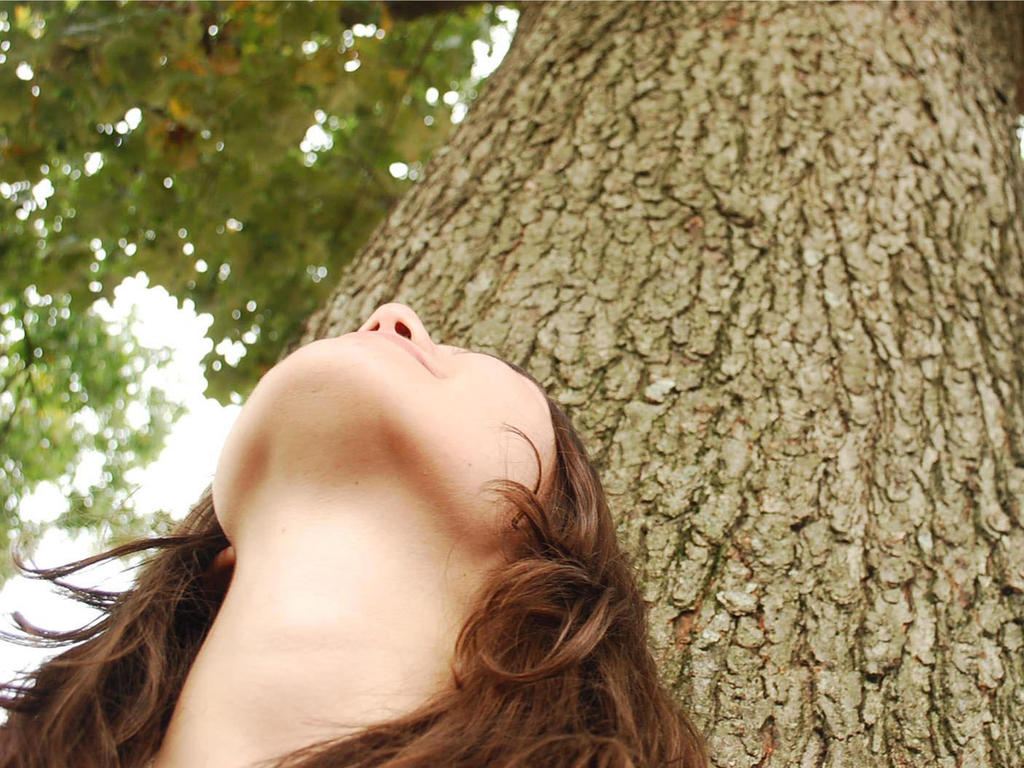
[302,3,1024,766]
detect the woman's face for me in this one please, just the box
[213,303,556,552]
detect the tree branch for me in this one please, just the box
[383,1,485,22]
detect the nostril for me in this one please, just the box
[395,321,412,339]
[369,322,380,331]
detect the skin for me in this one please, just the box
[152,303,556,768]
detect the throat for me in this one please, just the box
[152,509,491,768]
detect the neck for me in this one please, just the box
[153,484,499,768]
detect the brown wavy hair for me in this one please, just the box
[0,394,707,768]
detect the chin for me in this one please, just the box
[213,337,435,524]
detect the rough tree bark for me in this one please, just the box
[301,3,1024,766]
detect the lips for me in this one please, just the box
[358,331,440,377]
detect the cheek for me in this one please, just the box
[422,391,547,494]
[413,404,500,486]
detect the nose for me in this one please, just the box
[358,303,436,350]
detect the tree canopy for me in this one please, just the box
[0,0,512,572]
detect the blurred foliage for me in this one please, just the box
[1,0,505,400]
[0,0,512,569]
[0,290,181,580]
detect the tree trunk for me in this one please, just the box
[302,3,1024,765]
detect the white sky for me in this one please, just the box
[0,8,518,689]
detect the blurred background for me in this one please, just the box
[0,0,518,684]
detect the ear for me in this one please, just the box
[202,545,236,595]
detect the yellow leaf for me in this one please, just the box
[168,97,191,122]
